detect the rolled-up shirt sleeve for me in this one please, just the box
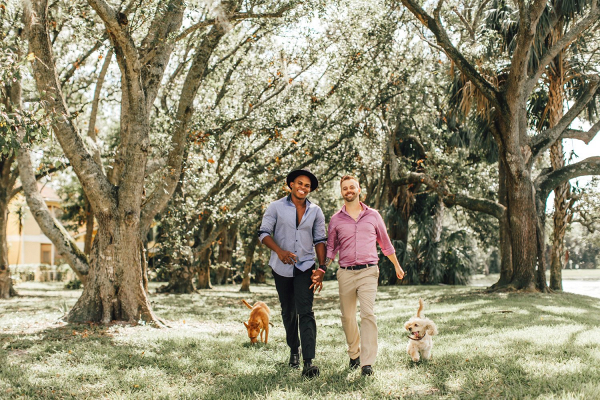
[375,212,395,256]
[313,208,327,245]
[258,203,277,243]
[326,216,338,260]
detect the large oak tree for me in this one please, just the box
[21,0,296,323]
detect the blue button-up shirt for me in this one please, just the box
[258,195,327,277]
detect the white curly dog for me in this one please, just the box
[404,298,438,362]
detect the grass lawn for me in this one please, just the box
[470,269,600,287]
[1,281,600,399]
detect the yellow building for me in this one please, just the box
[7,185,86,266]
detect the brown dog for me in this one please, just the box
[242,300,272,344]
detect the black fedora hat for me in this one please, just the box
[286,169,319,191]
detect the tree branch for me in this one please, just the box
[138,0,185,112]
[140,18,233,234]
[451,6,475,40]
[10,163,70,199]
[411,22,445,53]
[87,47,113,171]
[472,0,492,33]
[60,39,105,86]
[24,0,115,214]
[193,223,226,255]
[399,0,500,106]
[536,157,600,202]
[392,172,505,220]
[524,4,600,97]
[87,0,142,84]
[562,120,600,144]
[444,193,505,221]
[17,146,89,281]
[530,75,600,159]
[174,3,293,42]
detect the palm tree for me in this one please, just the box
[543,0,594,291]
[439,0,598,291]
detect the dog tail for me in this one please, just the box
[417,298,424,318]
[242,299,253,309]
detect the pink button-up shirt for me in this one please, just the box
[326,202,395,267]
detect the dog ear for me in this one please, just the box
[243,322,249,329]
[426,320,438,336]
[404,321,411,331]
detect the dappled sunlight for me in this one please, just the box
[438,324,586,355]
[573,327,600,346]
[3,283,600,398]
[445,371,466,392]
[522,356,585,379]
[586,348,600,362]
[534,304,588,316]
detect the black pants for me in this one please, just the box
[272,266,316,361]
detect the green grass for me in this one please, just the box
[1,281,600,399]
[470,269,600,287]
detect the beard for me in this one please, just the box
[344,193,358,202]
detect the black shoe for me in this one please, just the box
[289,352,300,369]
[349,357,360,369]
[361,365,374,376]
[302,361,320,378]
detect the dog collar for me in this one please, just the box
[408,333,427,341]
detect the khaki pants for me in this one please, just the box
[336,265,379,367]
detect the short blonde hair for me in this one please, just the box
[340,175,360,186]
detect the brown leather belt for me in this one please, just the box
[340,264,376,271]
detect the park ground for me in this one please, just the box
[1,272,600,399]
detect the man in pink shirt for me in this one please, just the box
[312,175,404,376]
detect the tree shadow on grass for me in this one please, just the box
[0,324,115,399]
[195,361,391,400]
[397,336,600,400]
[2,284,600,399]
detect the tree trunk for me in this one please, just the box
[385,164,416,285]
[156,247,196,294]
[68,217,159,324]
[215,227,237,284]
[254,268,267,284]
[83,195,94,256]
[0,198,16,298]
[1,84,20,299]
[495,158,513,288]
[22,0,239,324]
[535,192,549,292]
[548,44,568,291]
[157,264,197,294]
[427,195,444,283]
[503,158,538,292]
[196,247,213,290]
[549,141,569,291]
[240,234,259,292]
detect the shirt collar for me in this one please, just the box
[341,201,368,217]
[286,194,311,207]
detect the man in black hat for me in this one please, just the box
[258,169,327,378]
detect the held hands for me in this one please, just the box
[309,269,325,293]
[277,250,298,265]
